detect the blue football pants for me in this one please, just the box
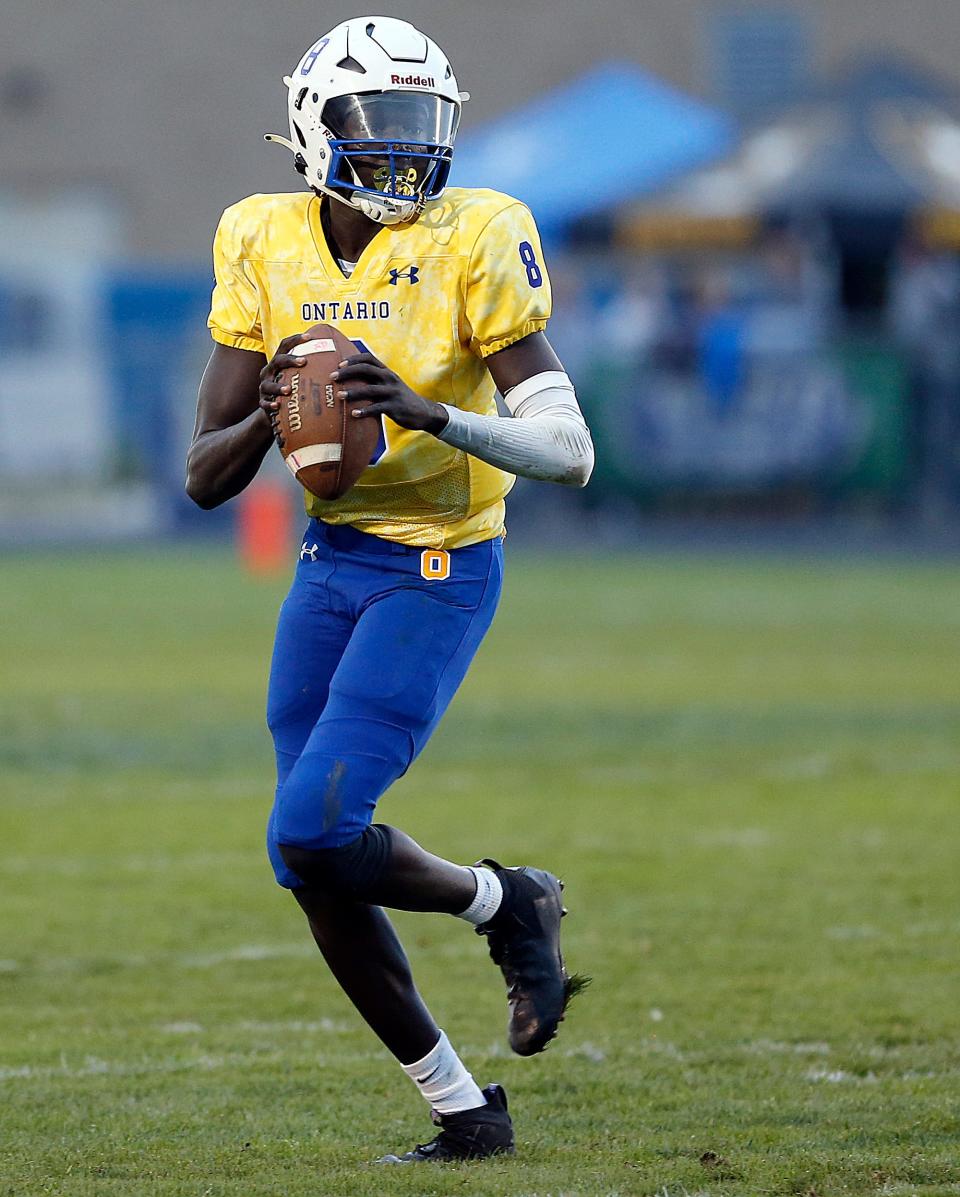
[265,519,503,890]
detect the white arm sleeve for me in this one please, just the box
[436,371,594,487]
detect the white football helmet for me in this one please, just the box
[265,16,467,225]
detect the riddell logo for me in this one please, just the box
[391,74,435,87]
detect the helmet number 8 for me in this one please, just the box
[299,37,329,76]
[518,241,543,289]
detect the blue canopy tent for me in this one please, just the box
[622,57,960,241]
[449,62,734,239]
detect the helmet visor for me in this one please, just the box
[322,92,458,146]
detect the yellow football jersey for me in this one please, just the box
[208,187,552,548]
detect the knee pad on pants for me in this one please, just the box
[266,714,413,889]
[278,823,393,897]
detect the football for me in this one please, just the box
[274,323,380,501]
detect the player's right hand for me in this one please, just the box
[258,332,314,447]
[258,331,313,419]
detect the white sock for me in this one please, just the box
[401,1030,485,1114]
[456,865,504,926]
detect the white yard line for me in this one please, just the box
[740,1039,831,1056]
[806,1067,879,1084]
[181,943,315,967]
[0,1047,389,1084]
[0,942,318,975]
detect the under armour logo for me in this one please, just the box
[388,265,420,285]
[299,541,319,562]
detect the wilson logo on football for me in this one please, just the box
[288,375,302,431]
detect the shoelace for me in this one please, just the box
[479,918,542,972]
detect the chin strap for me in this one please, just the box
[354,194,418,225]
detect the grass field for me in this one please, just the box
[2,546,959,1197]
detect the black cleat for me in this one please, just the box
[475,859,590,1056]
[377,1083,514,1163]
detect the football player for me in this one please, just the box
[186,16,594,1164]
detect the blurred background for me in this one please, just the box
[2,0,960,550]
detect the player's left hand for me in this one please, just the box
[332,353,449,436]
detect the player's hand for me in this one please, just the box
[332,353,450,436]
[257,332,314,443]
